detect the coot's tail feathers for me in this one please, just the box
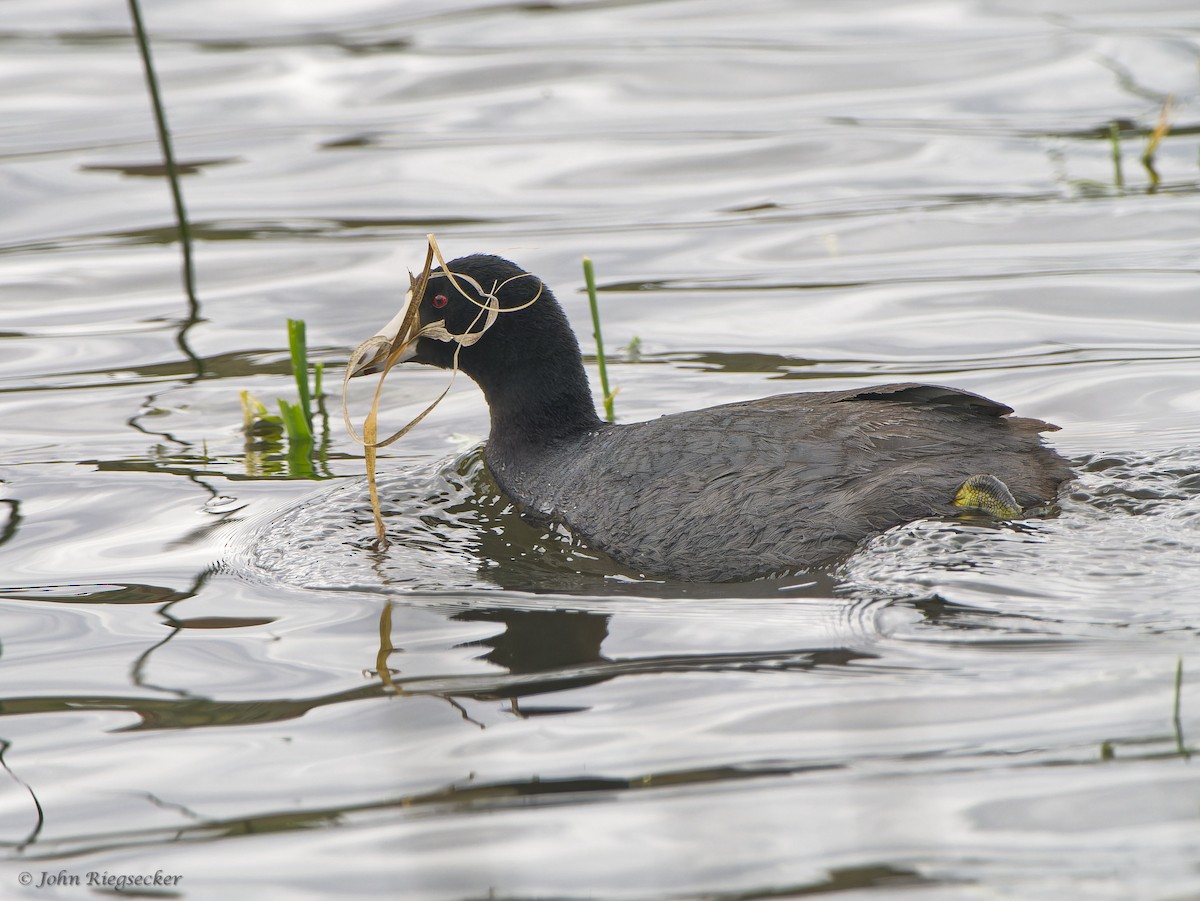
[1008,415,1061,433]
[831,382,1072,505]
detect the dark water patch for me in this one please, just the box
[168,617,275,630]
[595,261,1200,296]
[0,217,499,258]
[86,452,354,483]
[80,158,239,178]
[0,759,839,866]
[0,348,335,393]
[658,345,1200,380]
[196,34,414,56]
[0,686,385,733]
[0,583,192,605]
[390,643,878,702]
[702,864,937,900]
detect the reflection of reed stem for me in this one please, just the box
[1141,95,1173,191]
[0,738,44,851]
[1108,122,1124,191]
[127,0,198,307]
[1174,657,1190,759]
[377,602,395,690]
[0,499,21,549]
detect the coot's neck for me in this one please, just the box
[464,311,604,452]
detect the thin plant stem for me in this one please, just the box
[1109,122,1124,191]
[127,0,198,308]
[582,256,615,422]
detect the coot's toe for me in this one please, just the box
[953,473,1024,518]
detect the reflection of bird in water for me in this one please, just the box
[448,605,877,720]
[454,607,612,713]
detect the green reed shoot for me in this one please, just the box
[287,319,313,426]
[280,318,325,445]
[242,319,324,476]
[277,398,311,445]
[582,256,616,422]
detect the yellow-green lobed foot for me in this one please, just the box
[953,473,1023,518]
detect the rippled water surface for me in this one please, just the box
[3,0,1200,898]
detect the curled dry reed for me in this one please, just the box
[343,234,542,549]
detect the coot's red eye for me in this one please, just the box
[432,294,449,309]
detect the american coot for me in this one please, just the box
[351,254,1073,582]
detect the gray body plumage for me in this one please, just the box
[485,382,1072,582]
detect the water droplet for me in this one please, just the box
[203,496,246,514]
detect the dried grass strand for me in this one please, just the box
[342,234,543,548]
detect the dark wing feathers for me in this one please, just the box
[500,383,1072,581]
[833,382,1015,417]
